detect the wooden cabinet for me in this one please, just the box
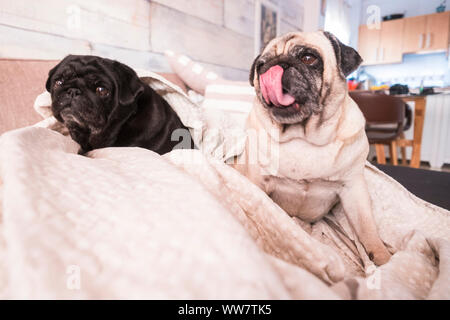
[358,24,380,65]
[426,11,450,51]
[358,19,403,65]
[402,11,450,53]
[359,11,450,65]
[402,15,427,53]
[379,19,404,64]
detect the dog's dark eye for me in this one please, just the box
[301,54,317,65]
[96,87,109,97]
[54,80,63,89]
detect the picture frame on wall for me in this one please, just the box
[254,0,280,56]
[321,0,327,16]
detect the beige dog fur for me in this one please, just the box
[234,31,391,266]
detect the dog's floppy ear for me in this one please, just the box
[45,65,57,92]
[323,31,362,78]
[105,60,145,106]
[249,54,261,87]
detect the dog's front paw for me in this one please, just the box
[77,148,88,155]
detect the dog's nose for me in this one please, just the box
[67,88,81,98]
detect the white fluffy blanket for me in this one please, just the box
[0,72,449,299]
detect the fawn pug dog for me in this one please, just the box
[234,31,391,265]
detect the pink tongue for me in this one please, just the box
[259,65,295,107]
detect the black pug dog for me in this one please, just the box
[46,55,194,155]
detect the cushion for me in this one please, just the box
[202,80,255,129]
[164,50,220,95]
[164,50,256,128]
[156,72,188,93]
[0,59,59,134]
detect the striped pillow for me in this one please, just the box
[203,80,255,128]
[164,50,255,128]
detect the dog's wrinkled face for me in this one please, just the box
[46,55,144,151]
[249,31,362,124]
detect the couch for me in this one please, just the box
[0,59,449,299]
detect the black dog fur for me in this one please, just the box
[46,55,194,155]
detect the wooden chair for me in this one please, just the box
[349,91,406,165]
[398,104,412,165]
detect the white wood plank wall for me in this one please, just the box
[0,0,304,80]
